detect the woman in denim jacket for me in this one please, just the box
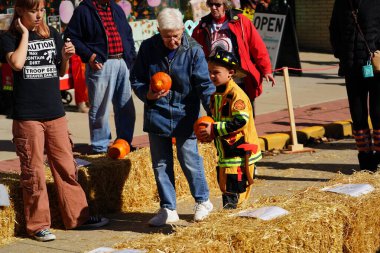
[130,8,216,227]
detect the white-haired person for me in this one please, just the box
[192,0,275,118]
[130,8,216,226]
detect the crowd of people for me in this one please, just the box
[1,0,378,243]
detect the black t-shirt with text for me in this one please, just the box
[2,27,65,120]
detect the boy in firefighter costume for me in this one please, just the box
[199,49,262,209]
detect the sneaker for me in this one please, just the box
[76,216,109,230]
[148,208,179,227]
[34,229,56,242]
[194,199,213,221]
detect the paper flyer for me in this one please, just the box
[322,183,375,197]
[234,206,289,220]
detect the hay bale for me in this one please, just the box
[328,172,380,252]
[0,143,220,243]
[77,144,219,213]
[114,171,380,253]
[0,173,24,245]
[0,182,16,245]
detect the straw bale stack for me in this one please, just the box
[115,171,380,253]
[76,143,219,213]
[0,174,18,245]
[0,204,15,245]
[0,143,220,243]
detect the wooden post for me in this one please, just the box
[283,67,304,151]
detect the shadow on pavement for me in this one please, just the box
[257,161,356,175]
[0,140,15,152]
[104,212,193,234]
[300,60,338,66]
[256,175,330,182]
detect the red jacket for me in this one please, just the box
[192,10,272,99]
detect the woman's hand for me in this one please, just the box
[146,85,170,100]
[15,18,28,35]
[62,39,75,61]
[89,53,103,71]
[264,73,276,87]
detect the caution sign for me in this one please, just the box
[24,39,58,79]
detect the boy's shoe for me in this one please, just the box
[34,229,56,242]
[194,199,213,221]
[76,216,109,230]
[148,208,179,227]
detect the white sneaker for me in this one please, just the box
[194,199,213,221]
[148,208,179,227]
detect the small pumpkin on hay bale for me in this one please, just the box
[114,171,380,253]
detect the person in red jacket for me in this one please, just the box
[192,0,275,117]
[70,54,89,113]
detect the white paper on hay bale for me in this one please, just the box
[234,206,289,220]
[87,247,147,253]
[75,158,92,168]
[0,184,10,207]
[321,183,374,197]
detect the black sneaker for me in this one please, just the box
[34,229,56,242]
[75,216,109,230]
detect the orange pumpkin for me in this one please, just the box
[150,72,172,92]
[193,116,215,142]
[108,139,130,159]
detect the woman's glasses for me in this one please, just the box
[207,2,223,8]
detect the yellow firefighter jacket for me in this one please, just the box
[210,79,262,168]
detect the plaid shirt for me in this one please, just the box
[93,1,123,55]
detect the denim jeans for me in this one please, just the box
[149,133,210,210]
[86,59,136,152]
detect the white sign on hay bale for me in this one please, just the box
[75,158,91,168]
[0,184,10,206]
[322,183,374,197]
[87,247,147,253]
[234,206,289,220]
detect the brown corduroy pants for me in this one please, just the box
[12,116,89,235]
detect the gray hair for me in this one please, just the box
[157,8,184,30]
[206,0,233,9]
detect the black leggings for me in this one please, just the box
[345,69,380,130]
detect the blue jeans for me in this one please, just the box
[86,59,136,152]
[149,134,210,210]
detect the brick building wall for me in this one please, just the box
[295,0,335,52]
